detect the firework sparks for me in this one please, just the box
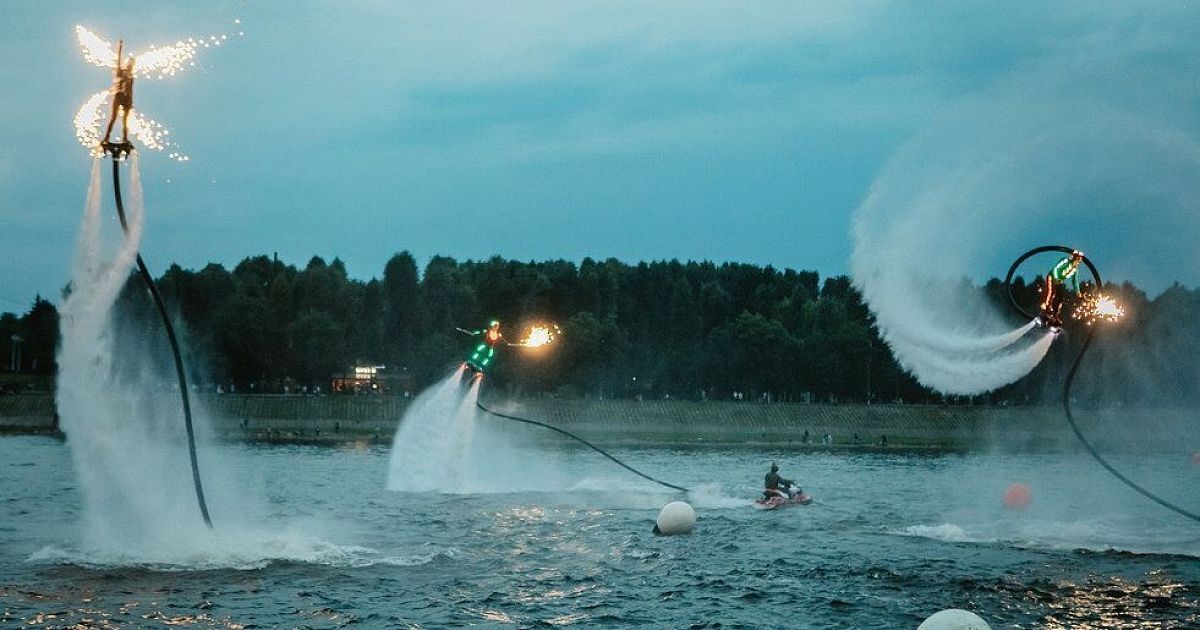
[73,23,240,160]
[1074,293,1125,325]
[516,324,561,348]
[73,90,110,154]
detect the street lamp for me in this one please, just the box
[9,334,24,373]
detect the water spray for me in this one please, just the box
[109,153,212,528]
[1006,245,1200,523]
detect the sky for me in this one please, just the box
[2,1,1199,311]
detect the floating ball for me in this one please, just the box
[917,609,992,630]
[655,501,696,535]
[1003,482,1031,511]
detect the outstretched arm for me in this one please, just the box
[456,327,480,336]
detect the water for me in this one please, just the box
[2,436,1198,628]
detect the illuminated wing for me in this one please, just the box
[127,110,188,161]
[134,31,232,79]
[73,90,110,154]
[76,26,117,68]
[133,40,200,79]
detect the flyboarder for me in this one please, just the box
[1037,250,1084,332]
[101,40,135,156]
[458,320,504,373]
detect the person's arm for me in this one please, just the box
[456,327,480,336]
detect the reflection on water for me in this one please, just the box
[1036,572,1193,629]
[1,585,250,629]
[2,437,1198,627]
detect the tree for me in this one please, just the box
[21,296,58,375]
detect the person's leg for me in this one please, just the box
[102,106,118,144]
[120,105,131,143]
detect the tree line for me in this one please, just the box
[2,252,1198,407]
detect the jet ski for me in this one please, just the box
[754,487,813,509]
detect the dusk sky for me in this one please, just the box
[2,1,1199,311]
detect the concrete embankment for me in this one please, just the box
[0,394,60,435]
[2,393,1195,451]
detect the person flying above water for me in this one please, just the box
[1037,250,1084,331]
[101,39,135,153]
[457,320,504,372]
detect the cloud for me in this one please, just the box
[3,1,1200,308]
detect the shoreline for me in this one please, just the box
[2,393,1194,451]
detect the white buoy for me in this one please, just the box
[917,609,991,630]
[654,501,696,535]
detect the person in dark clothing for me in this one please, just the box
[763,463,798,500]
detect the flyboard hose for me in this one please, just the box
[110,156,213,528]
[474,398,689,493]
[1007,245,1200,523]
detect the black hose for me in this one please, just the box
[1007,245,1200,523]
[111,157,213,528]
[475,400,690,493]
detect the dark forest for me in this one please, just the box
[3,252,1197,406]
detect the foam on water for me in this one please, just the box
[28,533,459,571]
[892,518,1200,558]
[687,482,755,509]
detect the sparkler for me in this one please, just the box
[73,24,239,160]
[515,324,562,348]
[1073,293,1125,325]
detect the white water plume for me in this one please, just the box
[53,157,382,568]
[56,156,260,563]
[57,155,223,556]
[852,57,1200,395]
[389,367,605,494]
[388,366,482,492]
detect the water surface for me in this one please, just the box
[2,436,1198,628]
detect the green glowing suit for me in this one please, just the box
[460,321,503,372]
[1049,254,1082,289]
[1040,253,1083,326]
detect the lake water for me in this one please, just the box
[2,435,1198,628]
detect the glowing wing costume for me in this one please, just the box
[73,25,216,160]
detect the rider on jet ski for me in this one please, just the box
[764,463,800,500]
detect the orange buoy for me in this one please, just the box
[1003,482,1031,510]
